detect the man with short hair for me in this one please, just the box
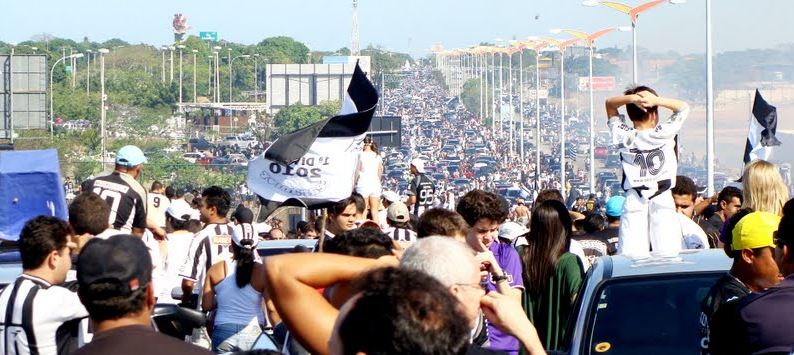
[147,181,170,237]
[85,145,148,236]
[406,158,436,217]
[704,187,743,246]
[708,209,788,354]
[324,196,358,241]
[401,237,546,355]
[0,216,88,355]
[68,191,121,243]
[671,175,710,249]
[73,235,212,355]
[457,190,524,354]
[179,186,234,308]
[416,208,470,241]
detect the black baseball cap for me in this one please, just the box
[77,235,152,295]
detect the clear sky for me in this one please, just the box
[1,1,790,56]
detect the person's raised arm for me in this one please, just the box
[264,253,396,355]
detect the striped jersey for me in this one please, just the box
[86,172,148,233]
[178,223,234,307]
[382,227,417,242]
[609,105,689,199]
[0,274,89,355]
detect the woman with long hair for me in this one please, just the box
[202,232,266,352]
[519,199,584,351]
[355,136,384,225]
[742,159,789,216]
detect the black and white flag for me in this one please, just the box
[247,62,378,217]
[743,89,781,164]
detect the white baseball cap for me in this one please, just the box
[382,191,400,203]
[499,221,529,242]
[410,158,425,173]
[165,200,199,221]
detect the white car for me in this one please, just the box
[219,135,257,149]
[182,152,205,164]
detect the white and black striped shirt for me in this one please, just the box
[383,227,417,242]
[178,223,234,307]
[0,274,88,355]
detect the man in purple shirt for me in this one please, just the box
[457,190,525,354]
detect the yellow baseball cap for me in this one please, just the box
[732,211,781,251]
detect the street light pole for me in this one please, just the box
[177,45,185,106]
[631,21,638,83]
[535,48,542,190]
[161,46,166,83]
[169,46,175,83]
[519,48,524,160]
[50,53,84,139]
[705,0,715,196]
[560,48,567,199]
[230,55,251,103]
[192,49,198,103]
[254,53,260,103]
[99,48,109,172]
[86,49,92,96]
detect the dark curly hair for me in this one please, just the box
[455,189,509,227]
[324,228,393,258]
[341,267,470,355]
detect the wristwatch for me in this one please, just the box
[492,273,509,283]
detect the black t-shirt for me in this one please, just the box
[573,227,619,265]
[408,173,435,215]
[86,172,147,232]
[702,274,750,355]
[73,325,213,355]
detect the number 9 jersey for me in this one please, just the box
[609,105,689,200]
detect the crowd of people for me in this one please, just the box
[3,66,794,355]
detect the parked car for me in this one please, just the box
[219,135,257,149]
[188,137,213,151]
[560,249,730,354]
[182,152,205,164]
[257,239,317,257]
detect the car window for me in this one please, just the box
[585,273,719,355]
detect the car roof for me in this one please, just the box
[256,239,316,249]
[596,249,731,279]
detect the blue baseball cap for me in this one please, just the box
[605,196,626,217]
[115,145,147,167]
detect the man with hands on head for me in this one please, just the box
[605,87,689,259]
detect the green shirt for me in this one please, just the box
[519,251,584,352]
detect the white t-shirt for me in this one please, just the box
[678,214,710,250]
[147,192,171,228]
[609,105,689,199]
[358,151,382,185]
[158,231,197,303]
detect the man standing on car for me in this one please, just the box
[406,158,436,218]
[0,216,88,355]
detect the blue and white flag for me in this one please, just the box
[247,62,379,217]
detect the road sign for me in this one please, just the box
[65,65,73,73]
[199,31,218,41]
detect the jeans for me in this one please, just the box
[211,322,263,353]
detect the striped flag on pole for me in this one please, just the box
[743,89,781,164]
[247,62,379,217]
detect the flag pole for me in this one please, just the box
[318,209,328,252]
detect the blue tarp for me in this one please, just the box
[0,149,68,241]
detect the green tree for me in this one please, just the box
[460,79,482,115]
[271,101,341,138]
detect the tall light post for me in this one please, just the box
[50,53,84,138]
[227,48,232,101]
[213,46,222,102]
[192,49,198,103]
[177,44,185,106]
[705,0,714,196]
[253,53,260,102]
[551,27,620,195]
[530,40,547,190]
[208,54,214,99]
[583,0,683,84]
[85,49,92,96]
[230,54,251,103]
[169,46,175,83]
[542,37,581,199]
[160,46,167,83]
[98,48,109,172]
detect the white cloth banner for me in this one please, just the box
[247,136,364,203]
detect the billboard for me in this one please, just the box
[368,116,401,148]
[578,76,616,92]
[265,59,372,114]
[1,55,48,138]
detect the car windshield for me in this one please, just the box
[585,273,721,355]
